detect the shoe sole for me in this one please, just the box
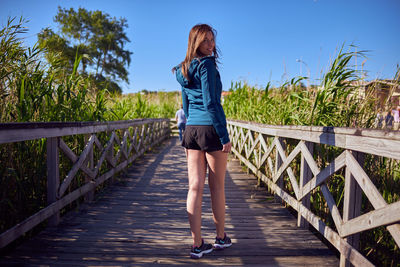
[190,248,213,259]
[213,243,232,250]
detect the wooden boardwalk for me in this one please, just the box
[1,137,339,266]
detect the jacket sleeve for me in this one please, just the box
[181,88,189,119]
[199,59,230,144]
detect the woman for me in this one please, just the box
[173,24,232,259]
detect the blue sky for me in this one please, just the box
[1,0,400,93]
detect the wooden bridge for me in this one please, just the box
[0,119,399,266]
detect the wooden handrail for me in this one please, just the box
[228,120,400,160]
[0,119,167,144]
[0,119,170,249]
[227,119,400,267]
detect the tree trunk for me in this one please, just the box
[100,49,108,76]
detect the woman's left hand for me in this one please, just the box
[222,142,231,153]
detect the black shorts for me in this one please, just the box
[182,125,223,152]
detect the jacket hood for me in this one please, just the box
[175,65,191,87]
[175,56,215,87]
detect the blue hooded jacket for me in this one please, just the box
[175,56,230,145]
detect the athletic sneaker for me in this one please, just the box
[214,233,232,250]
[190,239,213,259]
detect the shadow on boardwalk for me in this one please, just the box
[0,137,338,266]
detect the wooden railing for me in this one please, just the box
[169,118,179,136]
[227,120,400,267]
[0,119,170,249]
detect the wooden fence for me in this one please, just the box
[0,119,170,249]
[227,119,400,267]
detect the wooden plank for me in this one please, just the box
[106,131,117,168]
[320,184,343,233]
[345,150,387,209]
[298,141,313,228]
[84,134,95,202]
[273,140,302,199]
[113,132,122,163]
[346,150,400,246]
[2,118,400,158]
[301,151,346,199]
[92,133,114,174]
[59,138,96,179]
[239,127,246,154]
[58,135,95,197]
[274,137,284,202]
[2,255,339,266]
[227,119,400,141]
[259,134,274,167]
[16,236,329,246]
[345,134,400,161]
[258,133,270,156]
[129,131,138,154]
[46,137,60,226]
[127,130,135,155]
[341,150,363,267]
[245,130,257,159]
[300,141,320,176]
[120,130,129,160]
[341,200,400,237]
[136,125,145,151]
[0,119,169,144]
[267,156,274,176]
[8,243,333,256]
[59,138,78,162]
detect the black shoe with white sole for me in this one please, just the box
[190,239,213,259]
[214,233,232,250]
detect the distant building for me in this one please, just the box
[350,79,400,110]
[365,80,400,110]
[221,91,232,104]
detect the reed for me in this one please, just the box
[223,46,400,266]
[0,18,177,246]
[106,91,179,121]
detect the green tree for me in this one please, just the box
[38,7,132,93]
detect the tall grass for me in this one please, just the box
[1,17,178,123]
[224,46,377,128]
[106,92,179,121]
[0,17,104,123]
[223,46,400,266]
[0,17,178,247]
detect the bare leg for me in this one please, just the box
[186,149,207,247]
[206,150,228,239]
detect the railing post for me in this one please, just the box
[275,137,285,203]
[108,131,115,185]
[298,141,314,228]
[257,137,262,187]
[122,128,129,176]
[47,137,60,226]
[167,119,172,139]
[340,150,365,267]
[84,134,95,202]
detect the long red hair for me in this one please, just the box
[180,24,219,81]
